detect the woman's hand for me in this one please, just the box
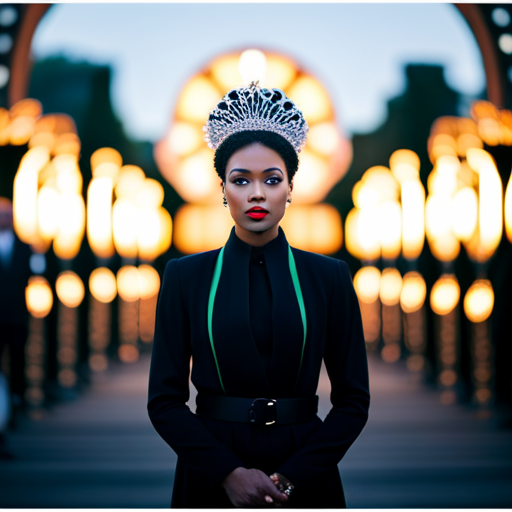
[221,467,289,507]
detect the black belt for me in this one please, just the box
[196,394,319,426]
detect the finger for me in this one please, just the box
[264,484,289,503]
[265,495,273,504]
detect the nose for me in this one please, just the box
[248,180,265,202]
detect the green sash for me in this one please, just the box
[207,244,307,394]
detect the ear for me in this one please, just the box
[288,180,293,195]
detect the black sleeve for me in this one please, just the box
[147,259,245,488]
[275,260,370,487]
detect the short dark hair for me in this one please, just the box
[214,130,299,183]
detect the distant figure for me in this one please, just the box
[0,197,32,459]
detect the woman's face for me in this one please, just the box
[224,143,292,242]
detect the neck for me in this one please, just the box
[234,223,280,247]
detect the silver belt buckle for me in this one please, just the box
[249,398,277,426]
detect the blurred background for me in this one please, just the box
[0,2,512,508]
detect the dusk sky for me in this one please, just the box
[32,3,485,143]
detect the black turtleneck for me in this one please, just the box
[248,244,273,373]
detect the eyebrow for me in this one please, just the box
[228,167,284,177]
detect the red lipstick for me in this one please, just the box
[246,206,269,220]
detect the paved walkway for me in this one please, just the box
[1,352,511,508]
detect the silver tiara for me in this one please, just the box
[203,82,309,154]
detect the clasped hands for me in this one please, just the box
[222,467,293,507]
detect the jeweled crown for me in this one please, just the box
[203,82,309,154]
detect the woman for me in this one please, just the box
[148,83,369,508]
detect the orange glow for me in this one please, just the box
[265,54,297,90]
[173,203,234,254]
[56,271,85,308]
[115,165,146,200]
[287,75,332,124]
[307,122,339,157]
[400,272,427,313]
[389,149,420,183]
[89,267,117,303]
[379,268,402,306]
[87,177,115,259]
[452,187,478,242]
[463,280,494,323]
[379,201,401,260]
[357,207,381,261]
[210,54,242,91]
[467,148,503,257]
[117,266,140,302]
[138,265,161,299]
[345,208,365,261]
[9,116,36,145]
[505,169,512,243]
[90,147,123,172]
[136,179,164,208]
[53,193,86,260]
[167,122,203,157]
[53,133,81,157]
[401,180,425,259]
[291,149,330,204]
[112,199,138,259]
[9,98,42,119]
[157,207,173,257]
[118,344,139,363]
[174,149,219,204]
[176,75,221,123]
[280,203,342,254]
[13,147,51,245]
[238,49,267,85]
[430,275,460,316]
[353,266,381,304]
[26,276,53,318]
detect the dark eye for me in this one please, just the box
[233,177,248,185]
[266,177,282,185]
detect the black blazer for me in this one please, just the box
[148,226,369,507]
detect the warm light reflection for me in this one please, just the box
[138,265,161,299]
[117,266,140,302]
[287,75,332,124]
[379,201,401,260]
[430,275,460,316]
[400,272,427,314]
[173,203,234,254]
[90,147,123,171]
[287,149,330,204]
[389,149,420,183]
[307,122,339,157]
[13,147,50,244]
[112,199,138,259]
[26,276,53,318]
[238,49,267,85]
[115,165,145,200]
[56,271,85,308]
[353,266,381,304]
[379,268,402,306]
[265,54,297,90]
[176,75,220,123]
[280,203,342,254]
[401,180,425,259]
[452,187,478,242]
[53,193,86,260]
[464,280,494,323]
[136,179,164,208]
[87,177,115,259]
[505,169,512,243]
[167,122,203,157]
[89,267,117,303]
